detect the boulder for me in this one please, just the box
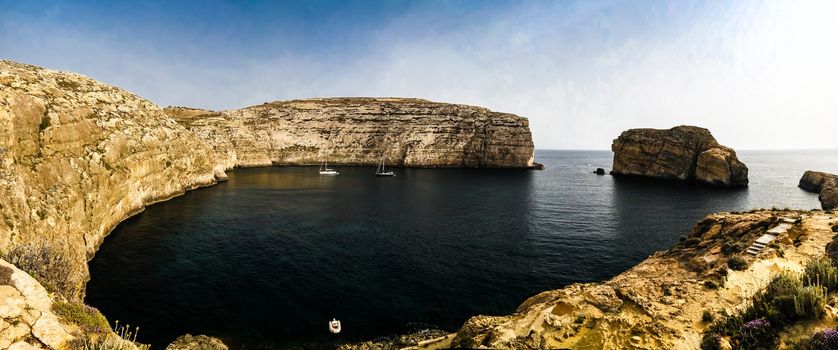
[166,334,228,350]
[821,182,838,210]
[594,168,606,175]
[610,125,748,187]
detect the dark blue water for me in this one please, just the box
[86,150,837,349]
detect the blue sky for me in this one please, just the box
[2,0,837,149]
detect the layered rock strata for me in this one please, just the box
[449,210,835,349]
[0,60,539,349]
[0,60,227,300]
[610,126,748,187]
[799,170,838,210]
[165,98,539,169]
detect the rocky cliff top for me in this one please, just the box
[450,209,837,349]
[611,125,748,187]
[167,97,538,169]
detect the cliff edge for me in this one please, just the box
[0,60,227,301]
[165,98,539,169]
[799,170,838,210]
[449,210,836,349]
[611,126,748,187]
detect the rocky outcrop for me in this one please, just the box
[799,171,838,210]
[0,259,74,350]
[610,126,748,187]
[165,98,538,169]
[0,60,227,300]
[165,334,227,350]
[820,183,838,210]
[450,210,835,349]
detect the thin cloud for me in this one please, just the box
[1,0,835,149]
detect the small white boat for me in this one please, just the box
[328,318,341,334]
[319,157,339,175]
[375,155,395,177]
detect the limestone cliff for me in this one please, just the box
[165,98,538,169]
[449,210,836,349]
[799,170,838,210]
[0,60,228,300]
[610,126,748,187]
[0,60,539,349]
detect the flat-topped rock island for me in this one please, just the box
[610,125,749,187]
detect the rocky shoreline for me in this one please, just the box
[0,60,831,350]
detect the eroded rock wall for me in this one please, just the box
[799,170,838,210]
[611,125,748,187]
[166,98,538,169]
[0,61,226,299]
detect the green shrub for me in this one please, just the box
[728,255,748,271]
[0,265,12,285]
[5,243,77,297]
[77,334,149,350]
[702,309,715,323]
[700,333,722,350]
[803,257,838,291]
[794,284,827,319]
[721,242,744,256]
[827,240,838,267]
[52,301,110,334]
[765,272,802,300]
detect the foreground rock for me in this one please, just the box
[165,334,227,350]
[451,210,835,349]
[610,126,748,187]
[0,259,74,349]
[165,98,539,169]
[799,170,838,210]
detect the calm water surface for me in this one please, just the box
[86,150,838,349]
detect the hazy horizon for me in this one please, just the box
[2,0,836,150]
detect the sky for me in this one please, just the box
[1,0,837,150]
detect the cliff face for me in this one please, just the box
[611,126,748,187]
[450,210,835,349]
[165,98,538,169]
[0,61,227,300]
[799,171,838,210]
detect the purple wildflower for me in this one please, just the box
[742,318,770,330]
[811,328,838,349]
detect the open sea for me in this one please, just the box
[86,150,838,349]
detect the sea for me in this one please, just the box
[86,150,838,349]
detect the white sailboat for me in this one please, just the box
[319,157,339,175]
[375,155,395,177]
[328,318,342,334]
